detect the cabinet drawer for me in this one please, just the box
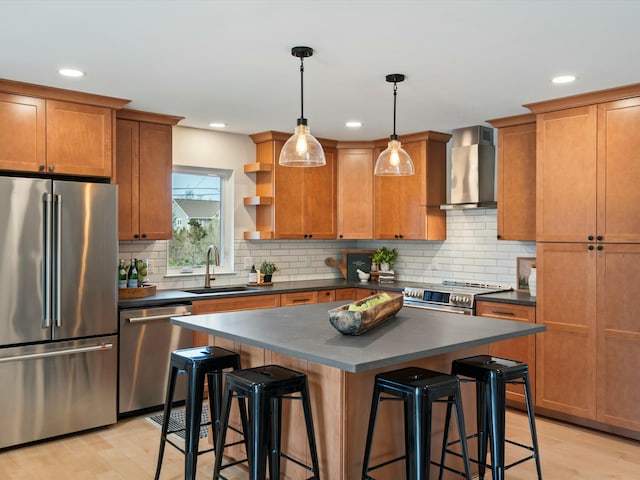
[317,290,336,303]
[281,291,318,306]
[192,294,281,314]
[475,301,533,322]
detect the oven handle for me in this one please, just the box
[127,311,192,324]
[403,302,470,315]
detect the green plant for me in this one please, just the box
[371,246,398,266]
[259,260,278,275]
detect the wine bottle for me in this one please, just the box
[127,258,138,288]
[118,260,127,288]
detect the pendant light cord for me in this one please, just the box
[392,81,398,137]
[299,57,305,120]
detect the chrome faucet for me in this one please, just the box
[204,245,220,288]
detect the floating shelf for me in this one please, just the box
[243,196,272,206]
[243,162,272,173]
[244,231,274,240]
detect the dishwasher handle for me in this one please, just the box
[127,311,192,324]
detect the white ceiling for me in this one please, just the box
[2,0,639,140]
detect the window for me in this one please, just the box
[167,166,234,275]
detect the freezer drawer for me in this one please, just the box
[119,305,192,415]
[0,335,117,449]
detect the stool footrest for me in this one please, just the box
[366,454,407,473]
[279,452,315,472]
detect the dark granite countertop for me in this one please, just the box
[476,290,536,307]
[171,302,545,373]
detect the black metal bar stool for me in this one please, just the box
[361,366,472,480]
[439,355,542,480]
[213,364,321,480]
[154,345,247,480]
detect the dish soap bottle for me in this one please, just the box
[249,265,258,284]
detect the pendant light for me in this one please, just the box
[279,46,326,167]
[374,74,415,176]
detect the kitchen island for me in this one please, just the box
[172,302,545,479]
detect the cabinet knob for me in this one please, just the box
[588,245,594,250]
[597,245,603,251]
[133,234,140,239]
[339,234,343,238]
[39,165,45,171]
[308,234,312,238]
[597,235,603,241]
[48,165,55,172]
[141,233,147,239]
[588,235,594,241]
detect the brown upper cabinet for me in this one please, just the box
[0,79,129,177]
[374,132,449,240]
[246,131,337,239]
[486,114,536,241]
[336,146,375,239]
[525,84,640,243]
[116,109,183,241]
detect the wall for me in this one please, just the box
[119,127,535,290]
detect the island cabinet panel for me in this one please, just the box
[0,93,46,172]
[476,301,536,408]
[334,288,356,301]
[337,147,374,239]
[356,288,380,299]
[316,289,336,303]
[374,132,449,240]
[116,110,182,241]
[281,290,318,306]
[487,114,536,241]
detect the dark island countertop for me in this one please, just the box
[171,301,545,373]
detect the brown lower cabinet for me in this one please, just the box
[475,301,536,409]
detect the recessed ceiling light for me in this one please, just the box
[208,123,227,128]
[552,75,577,84]
[57,68,85,77]
[345,121,362,128]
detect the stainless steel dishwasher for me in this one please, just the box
[119,303,193,415]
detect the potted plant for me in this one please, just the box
[371,247,398,271]
[259,260,278,283]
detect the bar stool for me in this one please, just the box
[440,355,542,480]
[213,364,321,480]
[361,366,472,480]
[154,346,247,480]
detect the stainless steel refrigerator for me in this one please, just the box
[0,176,118,449]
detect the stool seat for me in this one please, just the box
[362,366,472,480]
[154,346,245,480]
[214,364,321,480]
[443,355,542,480]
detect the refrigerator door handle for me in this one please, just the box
[42,192,53,328]
[0,343,114,364]
[127,312,192,324]
[53,193,62,328]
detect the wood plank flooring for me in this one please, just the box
[0,409,638,479]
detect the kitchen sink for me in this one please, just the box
[183,286,259,295]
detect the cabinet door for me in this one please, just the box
[397,141,426,239]
[281,291,318,306]
[317,289,336,303]
[138,122,172,240]
[497,122,536,241]
[116,119,140,240]
[337,148,374,239]
[535,242,597,419]
[46,100,113,177]
[0,93,45,173]
[597,97,640,243]
[596,244,640,431]
[305,147,336,239]
[374,174,401,239]
[273,160,305,238]
[476,301,536,407]
[536,106,597,242]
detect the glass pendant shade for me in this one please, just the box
[374,138,414,175]
[279,121,326,167]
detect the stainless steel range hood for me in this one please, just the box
[440,125,497,210]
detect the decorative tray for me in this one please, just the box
[328,292,403,336]
[118,284,157,299]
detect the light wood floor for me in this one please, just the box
[0,409,638,479]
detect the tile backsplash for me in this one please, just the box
[119,210,535,290]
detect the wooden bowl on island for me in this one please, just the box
[328,292,403,335]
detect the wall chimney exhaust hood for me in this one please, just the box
[440,125,496,210]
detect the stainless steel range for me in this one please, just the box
[403,281,511,315]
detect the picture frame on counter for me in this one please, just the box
[516,257,536,292]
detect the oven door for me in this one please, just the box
[403,299,472,315]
